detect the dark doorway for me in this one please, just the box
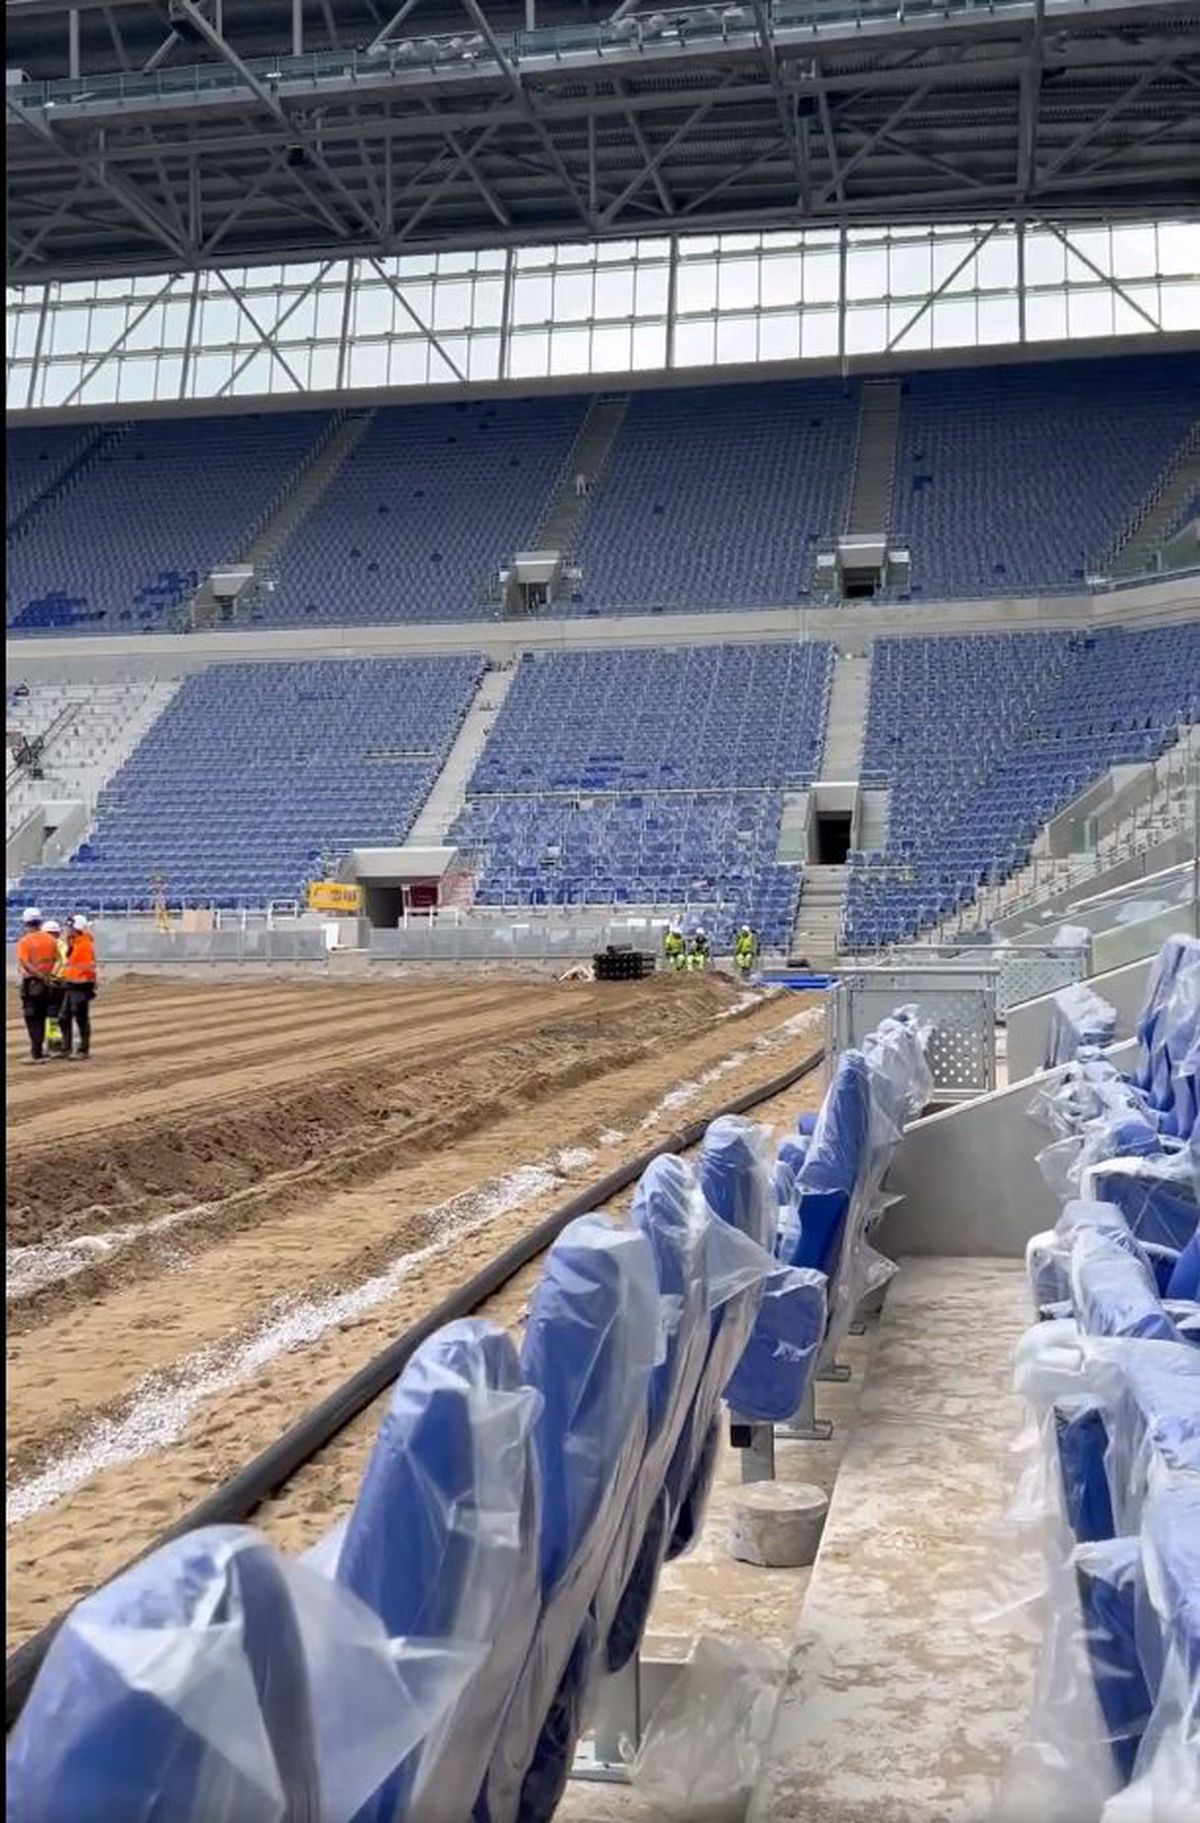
[816,811,852,865]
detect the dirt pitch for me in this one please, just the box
[6,968,824,1650]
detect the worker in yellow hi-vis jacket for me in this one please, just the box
[734,924,758,978]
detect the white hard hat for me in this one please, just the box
[43,919,62,936]
[71,914,89,932]
[22,906,42,924]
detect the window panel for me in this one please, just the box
[674,316,715,367]
[549,324,590,375]
[593,266,635,319]
[592,323,632,371]
[676,259,717,313]
[631,321,667,369]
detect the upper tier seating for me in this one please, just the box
[7,354,1197,636]
[450,641,834,947]
[7,415,328,635]
[7,1005,930,1823]
[6,424,97,527]
[569,379,860,613]
[251,397,585,628]
[890,355,1200,600]
[845,624,1200,948]
[10,656,483,914]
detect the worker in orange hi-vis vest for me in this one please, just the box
[15,907,59,1065]
[60,914,99,1060]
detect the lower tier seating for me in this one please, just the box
[8,1005,933,1822]
[9,657,484,916]
[846,624,1200,947]
[1004,938,1199,1821]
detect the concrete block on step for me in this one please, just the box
[728,1481,828,1568]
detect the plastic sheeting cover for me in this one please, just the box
[723,1263,826,1423]
[334,1319,541,1823]
[1069,1226,1184,1345]
[1046,983,1119,1069]
[483,1216,658,1823]
[1086,1154,1200,1254]
[7,1526,439,1823]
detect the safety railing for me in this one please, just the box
[9,0,1074,111]
[828,965,995,1098]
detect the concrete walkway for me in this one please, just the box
[751,1256,1035,1823]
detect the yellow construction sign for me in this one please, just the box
[307,880,363,915]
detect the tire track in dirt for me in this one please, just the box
[4,974,511,1058]
[5,982,552,1125]
[6,999,825,1650]
[7,981,639,1153]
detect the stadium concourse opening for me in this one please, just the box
[5,0,1200,1813]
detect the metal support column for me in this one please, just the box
[293,0,304,57]
[731,1416,776,1483]
[665,235,679,370]
[68,9,81,78]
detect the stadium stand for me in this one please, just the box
[890,354,1200,600]
[10,657,484,914]
[845,624,1200,948]
[6,414,328,635]
[450,642,834,944]
[7,355,1196,639]
[8,1006,933,1823]
[6,423,98,527]
[5,678,178,841]
[1009,939,1199,1819]
[250,397,584,628]
[567,380,860,613]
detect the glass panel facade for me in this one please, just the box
[7,218,1197,412]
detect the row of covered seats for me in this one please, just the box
[9,1006,933,1821]
[1001,938,1199,1820]
[846,626,1200,948]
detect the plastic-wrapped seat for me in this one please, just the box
[6,1526,420,1823]
[782,1051,872,1282]
[483,1216,658,1823]
[1084,1152,1199,1253]
[657,1118,776,1560]
[334,1319,541,1823]
[1102,1475,1200,1820]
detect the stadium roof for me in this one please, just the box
[6,0,1200,283]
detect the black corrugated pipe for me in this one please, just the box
[6,1045,825,1728]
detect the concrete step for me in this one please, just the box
[820,655,871,780]
[533,395,630,560]
[1109,419,1200,578]
[409,661,519,846]
[844,381,902,538]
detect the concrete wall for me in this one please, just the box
[1006,955,1155,1081]
[9,576,1200,683]
[880,1041,1139,1258]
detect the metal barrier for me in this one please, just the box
[369,912,675,964]
[829,966,996,1099]
[881,944,1087,1016]
[92,922,330,964]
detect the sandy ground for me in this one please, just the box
[7,969,826,1650]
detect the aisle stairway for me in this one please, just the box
[533,395,629,560]
[751,1258,1035,1823]
[791,863,846,959]
[408,661,518,846]
[844,382,901,539]
[821,654,871,780]
[220,411,374,624]
[1108,420,1200,579]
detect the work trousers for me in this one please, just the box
[21,979,50,1060]
[60,983,95,1056]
